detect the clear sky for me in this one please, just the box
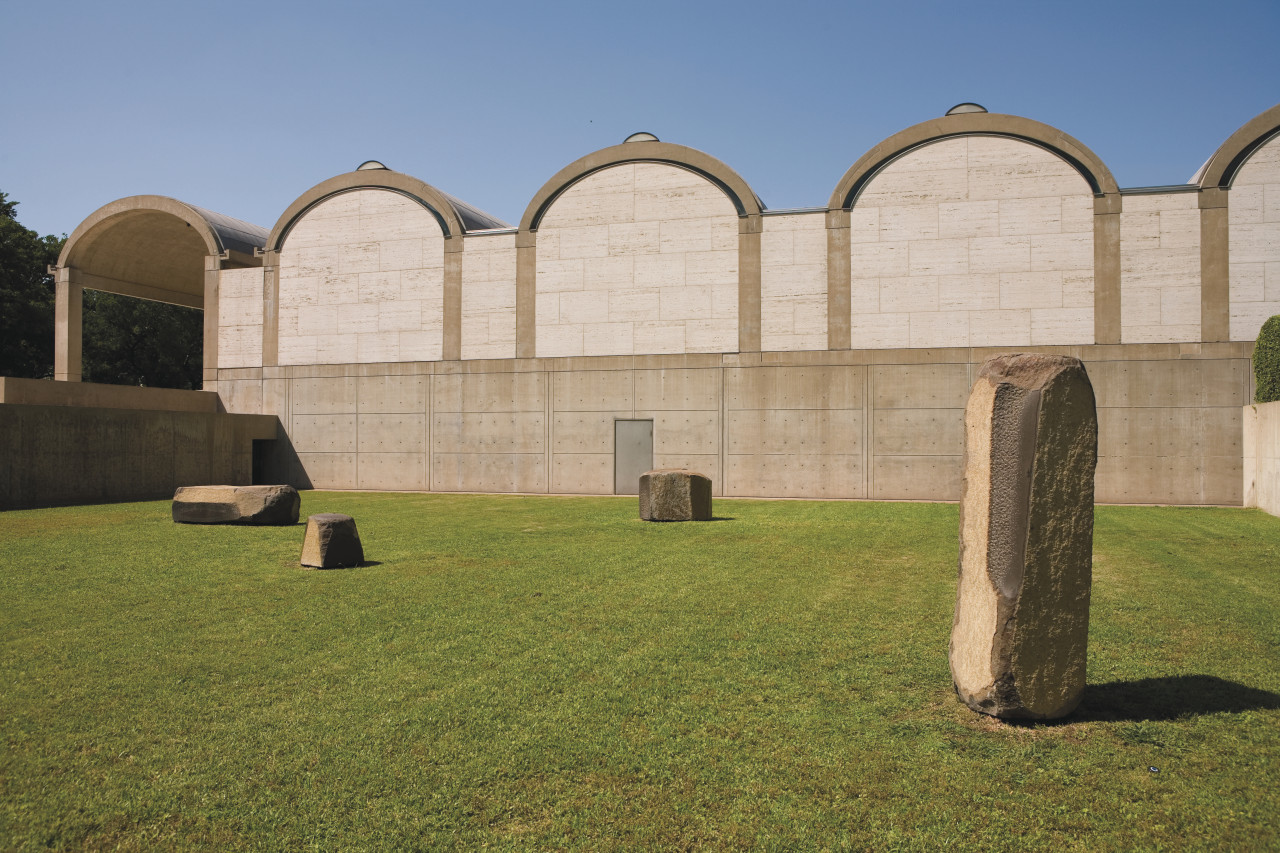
[2,0,1277,238]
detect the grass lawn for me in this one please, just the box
[2,493,1278,851]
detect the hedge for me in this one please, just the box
[1254,315,1280,403]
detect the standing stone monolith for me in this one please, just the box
[950,353,1098,720]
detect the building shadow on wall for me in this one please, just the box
[253,419,312,490]
[1071,675,1280,723]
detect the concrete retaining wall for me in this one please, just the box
[1242,400,1280,515]
[0,397,278,511]
[218,341,1251,506]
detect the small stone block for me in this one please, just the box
[639,469,712,521]
[300,513,365,569]
[951,353,1098,720]
[172,485,300,525]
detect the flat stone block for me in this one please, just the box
[172,485,300,525]
[300,513,365,569]
[639,469,712,521]
[951,353,1097,720]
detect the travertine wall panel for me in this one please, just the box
[462,232,517,360]
[761,212,828,351]
[850,137,1095,349]
[1229,134,1280,340]
[217,267,264,368]
[1120,192,1200,343]
[536,163,739,357]
[277,189,445,365]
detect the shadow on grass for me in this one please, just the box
[303,561,383,571]
[1072,675,1280,722]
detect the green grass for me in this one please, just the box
[2,494,1278,851]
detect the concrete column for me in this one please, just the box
[442,237,464,361]
[738,214,762,353]
[515,231,536,359]
[202,255,221,389]
[54,267,83,382]
[1199,188,1230,343]
[1092,194,1122,345]
[826,209,851,350]
[260,249,280,367]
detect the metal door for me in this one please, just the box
[614,419,653,495]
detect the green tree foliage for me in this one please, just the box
[82,292,204,389]
[0,190,203,389]
[0,191,63,378]
[1253,315,1280,403]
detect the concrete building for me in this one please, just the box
[21,103,1280,507]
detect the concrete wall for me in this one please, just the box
[534,163,740,357]
[1243,400,1280,515]
[848,136,1095,349]
[1229,133,1280,342]
[277,189,446,365]
[0,393,278,511]
[1120,191,1201,343]
[215,341,1250,506]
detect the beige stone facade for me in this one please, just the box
[35,103,1280,506]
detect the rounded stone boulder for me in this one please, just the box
[172,485,300,526]
[639,469,712,522]
[300,513,365,569]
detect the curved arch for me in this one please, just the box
[1195,102,1280,189]
[266,171,483,251]
[56,195,266,303]
[60,195,227,268]
[827,112,1119,210]
[519,140,764,232]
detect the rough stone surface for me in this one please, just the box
[639,469,712,521]
[172,484,300,525]
[300,513,365,569]
[950,353,1098,720]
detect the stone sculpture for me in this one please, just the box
[300,513,365,569]
[172,484,300,525]
[950,353,1098,720]
[639,469,712,521]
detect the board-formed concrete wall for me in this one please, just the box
[215,341,1250,506]
[0,378,278,511]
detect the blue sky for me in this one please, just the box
[2,0,1277,237]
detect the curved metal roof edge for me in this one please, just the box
[437,191,510,231]
[186,204,269,255]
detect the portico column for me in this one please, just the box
[202,254,221,391]
[54,266,83,382]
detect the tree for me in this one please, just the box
[0,191,63,378]
[82,291,204,389]
[0,190,203,389]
